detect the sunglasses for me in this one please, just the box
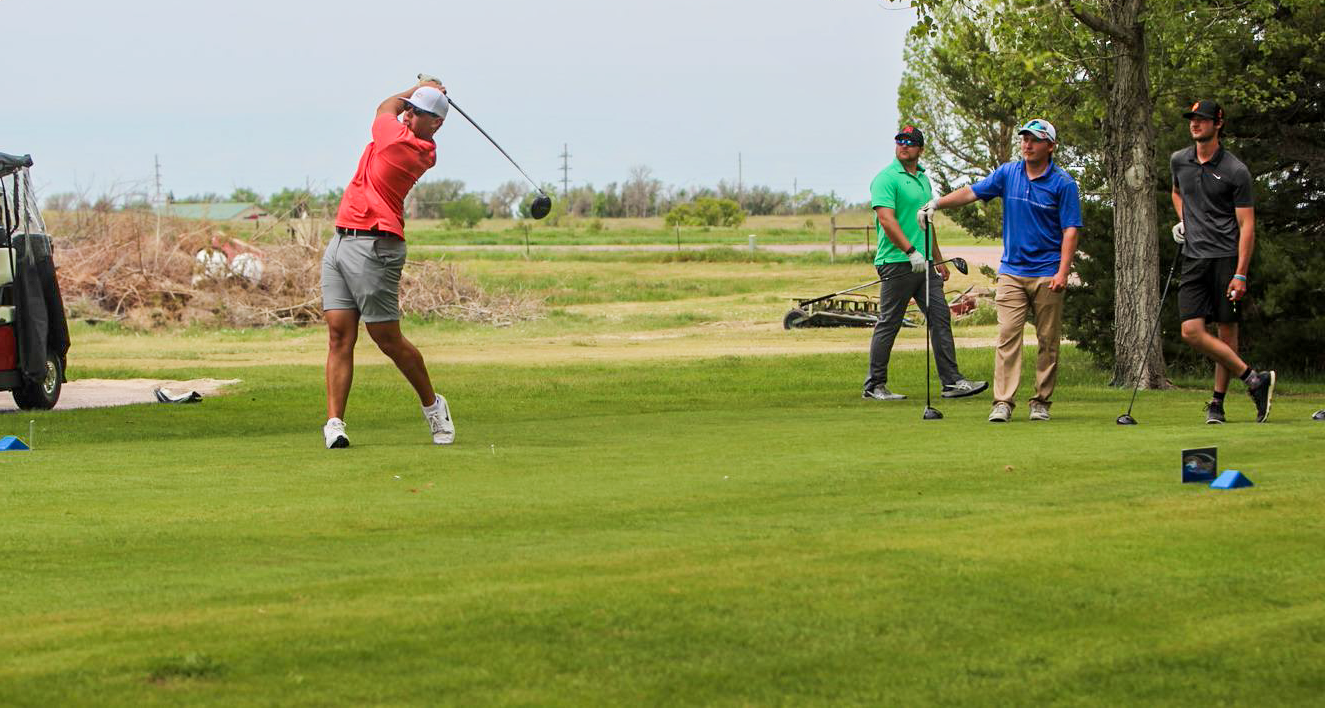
[406,104,439,120]
[895,138,922,147]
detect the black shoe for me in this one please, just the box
[1313,410,1325,421]
[1246,370,1276,423]
[941,378,988,398]
[1204,400,1225,425]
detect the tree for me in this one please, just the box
[910,0,1325,376]
[622,166,662,217]
[908,0,1215,386]
[441,194,486,228]
[742,185,789,216]
[266,188,314,218]
[487,180,524,219]
[408,180,466,219]
[43,192,78,212]
[230,187,262,203]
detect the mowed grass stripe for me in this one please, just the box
[1,350,1323,704]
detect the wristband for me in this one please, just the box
[1233,274,1247,282]
[905,246,917,255]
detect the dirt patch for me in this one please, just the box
[0,378,241,412]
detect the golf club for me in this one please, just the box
[922,221,943,420]
[1117,251,1183,425]
[418,74,553,219]
[794,257,969,310]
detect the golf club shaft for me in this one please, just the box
[1122,252,1183,415]
[925,221,933,411]
[796,257,967,309]
[445,99,547,196]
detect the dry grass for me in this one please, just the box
[48,211,542,329]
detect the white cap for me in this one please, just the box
[403,86,449,120]
[1018,118,1057,143]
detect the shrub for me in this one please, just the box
[441,195,486,229]
[664,198,745,228]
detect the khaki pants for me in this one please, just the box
[993,274,1064,408]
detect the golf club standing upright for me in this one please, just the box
[922,220,943,420]
[1117,251,1183,425]
[417,74,553,219]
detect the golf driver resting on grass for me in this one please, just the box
[321,79,456,449]
[862,125,986,402]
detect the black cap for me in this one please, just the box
[895,125,925,146]
[1183,99,1223,121]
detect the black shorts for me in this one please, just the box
[1178,255,1241,324]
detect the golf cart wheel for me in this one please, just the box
[783,308,810,329]
[13,350,62,410]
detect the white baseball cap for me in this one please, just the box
[403,86,449,120]
[1018,118,1057,143]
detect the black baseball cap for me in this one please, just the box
[1183,99,1223,121]
[895,125,925,146]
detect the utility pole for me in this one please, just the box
[737,152,743,208]
[153,155,163,242]
[559,143,572,202]
[153,155,163,204]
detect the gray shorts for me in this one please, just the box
[321,233,407,322]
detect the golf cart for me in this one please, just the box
[0,152,69,409]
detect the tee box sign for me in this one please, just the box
[1181,447,1218,484]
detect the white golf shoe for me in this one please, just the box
[324,418,349,449]
[424,395,455,445]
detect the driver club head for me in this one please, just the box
[950,257,969,275]
[1314,409,1325,421]
[922,407,944,420]
[1116,414,1138,425]
[530,193,553,220]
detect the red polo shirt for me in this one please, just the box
[335,113,436,238]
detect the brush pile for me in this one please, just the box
[49,211,542,329]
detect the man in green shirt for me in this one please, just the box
[863,126,986,401]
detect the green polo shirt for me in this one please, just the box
[870,159,933,266]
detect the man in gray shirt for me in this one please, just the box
[1170,99,1275,423]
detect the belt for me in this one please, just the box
[335,226,400,238]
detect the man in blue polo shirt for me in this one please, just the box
[919,118,1082,422]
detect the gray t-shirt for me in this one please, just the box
[1171,145,1254,259]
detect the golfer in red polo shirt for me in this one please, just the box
[321,79,455,449]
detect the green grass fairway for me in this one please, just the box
[3,350,1324,705]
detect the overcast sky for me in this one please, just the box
[7,0,916,203]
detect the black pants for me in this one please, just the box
[863,262,963,392]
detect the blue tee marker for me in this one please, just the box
[1210,470,1253,489]
[0,435,30,451]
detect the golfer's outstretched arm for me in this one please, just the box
[935,186,978,210]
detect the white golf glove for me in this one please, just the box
[1171,222,1185,244]
[908,248,926,273]
[917,198,938,229]
[417,73,443,86]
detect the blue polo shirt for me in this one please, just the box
[971,160,1082,277]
